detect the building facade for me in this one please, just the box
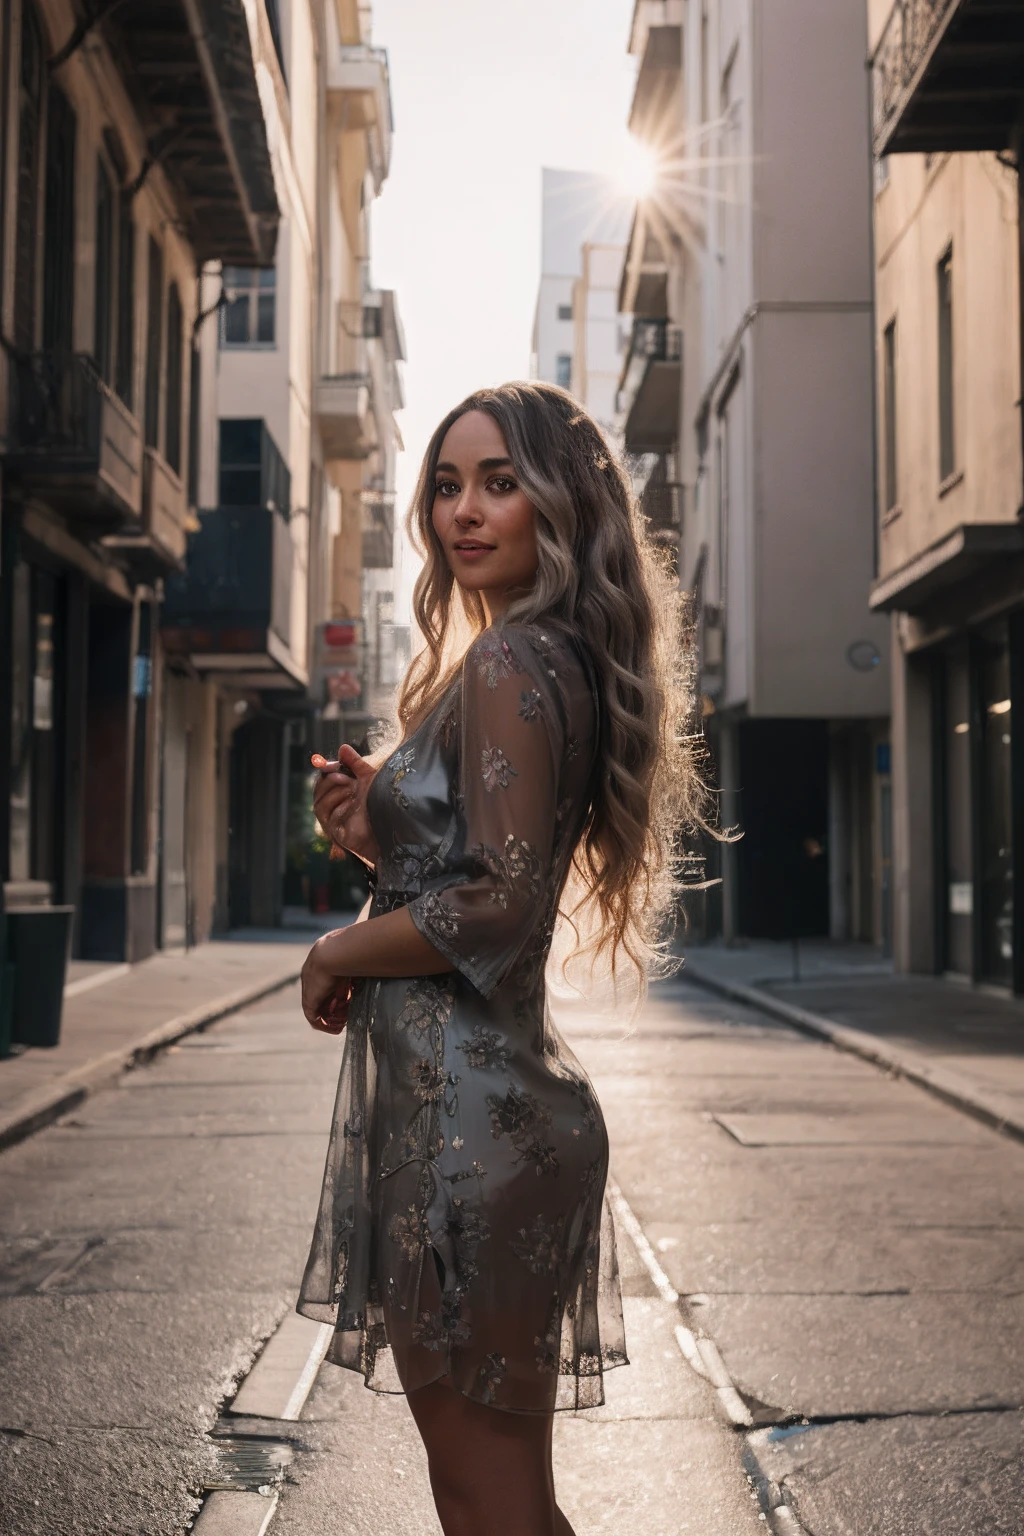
[0,0,278,963]
[620,0,892,945]
[160,0,405,935]
[867,0,1024,988]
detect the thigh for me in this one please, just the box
[407,1379,556,1536]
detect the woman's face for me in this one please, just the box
[431,411,538,619]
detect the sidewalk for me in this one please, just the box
[683,937,1024,1143]
[0,908,345,1152]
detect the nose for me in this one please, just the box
[452,487,484,527]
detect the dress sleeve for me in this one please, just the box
[408,627,565,998]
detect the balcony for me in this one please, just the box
[161,505,305,690]
[618,319,682,454]
[105,0,278,264]
[327,44,393,190]
[872,0,1024,157]
[628,25,682,142]
[103,449,190,573]
[316,301,378,462]
[4,352,143,523]
[361,486,395,569]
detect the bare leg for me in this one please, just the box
[406,1379,578,1536]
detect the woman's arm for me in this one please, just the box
[301,908,452,1029]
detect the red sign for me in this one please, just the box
[324,622,360,649]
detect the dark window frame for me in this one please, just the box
[144,236,163,450]
[94,154,115,382]
[882,318,898,513]
[165,282,184,475]
[219,265,276,349]
[42,82,76,355]
[937,245,955,483]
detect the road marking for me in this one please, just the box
[229,1312,334,1422]
[63,964,131,999]
[282,1321,335,1420]
[192,1490,279,1535]
[609,1175,753,1426]
[607,1177,678,1303]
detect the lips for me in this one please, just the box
[453,541,495,553]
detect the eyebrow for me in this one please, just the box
[435,457,514,474]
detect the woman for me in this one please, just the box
[298,382,700,1536]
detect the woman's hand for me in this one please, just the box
[312,746,380,867]
[301,936,353,1034]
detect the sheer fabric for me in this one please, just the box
[298,624,627,1412]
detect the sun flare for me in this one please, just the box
[615,137,659,199]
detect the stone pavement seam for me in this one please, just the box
[0,967,302,1155]
[609,1175,755,1429]
[742,1443,815,1536]
[684,963,1024,1147]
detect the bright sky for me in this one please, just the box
[369,0,638,617]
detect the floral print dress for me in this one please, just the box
[297,623,627,1413]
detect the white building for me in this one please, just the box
[531,168,632,402]
[619,0,891,945]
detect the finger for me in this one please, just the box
[338,744,376,780]
[314,783,358,819]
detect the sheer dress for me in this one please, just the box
[298,623,627,1412]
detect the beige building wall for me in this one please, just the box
[866,0,1023,981]
[873,151,1021,577]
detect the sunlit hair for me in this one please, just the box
[398,381,707,988]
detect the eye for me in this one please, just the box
[488,475,517,494]
[434,478,460,498]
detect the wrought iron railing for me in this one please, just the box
[617,318,683,418]
[8,350,121,458]
[163,504,293,645]
[872,0,957,151]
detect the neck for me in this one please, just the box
[481,589,512,626]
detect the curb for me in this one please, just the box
[684,963,1024,1146]
[0,968,302,1155]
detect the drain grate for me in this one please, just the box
[205,1433,294,1494]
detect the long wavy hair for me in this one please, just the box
[398,381,707,984]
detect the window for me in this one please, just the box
[555,353,572,389]
[883,319,897,512]
[938,248,955,482]
[265,0,287,84]
[95,142,135,406]
[165,283,183,475]
[219,418,290,517]
[94,158,115,382]
[43,84,76,353]
[14,3,43,353]
[116,196,135,406]
[557,303,572,321]
[220,266,276,347]
[144,237,163,449]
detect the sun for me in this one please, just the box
[614,137,659,199]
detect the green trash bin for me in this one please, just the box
[7,906,74,1049]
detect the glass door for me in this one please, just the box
[941,640,973,977]
[8,561,62,895]
[977,621,1013,986]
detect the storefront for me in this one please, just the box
[935,614,1020,989]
